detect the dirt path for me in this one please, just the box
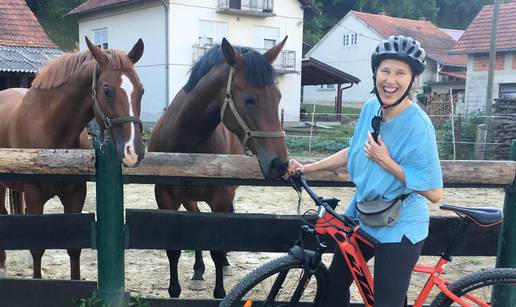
[3,184,505,303]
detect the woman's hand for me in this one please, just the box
[364,133,392,166]
[287,159,305,175]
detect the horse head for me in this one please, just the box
[219,37,289,178]
[85,37,145,167]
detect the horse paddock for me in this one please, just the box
[2,183,505,302]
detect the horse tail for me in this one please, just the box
[8,189,24,214]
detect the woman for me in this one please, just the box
[287,35,443,306]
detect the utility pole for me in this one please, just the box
[485,0,500,127]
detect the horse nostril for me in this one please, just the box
[271,158,288,176]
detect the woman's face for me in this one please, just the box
[375,59,413,106]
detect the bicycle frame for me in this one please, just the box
[314,212,491,307]
[291,174,494,307]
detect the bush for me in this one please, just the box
[286,136,349,155]
[437,112,484,160]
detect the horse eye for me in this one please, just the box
[103,86,114,99]
[141,88,145,96]
[243,95,256,105]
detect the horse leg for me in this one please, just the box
[24,186,48,279]
[59,183,87,280]
[155,186,183,298]
[207,189,237,298]
[0,186,6,277]
[182,201,207,291]
[166,250,182,298]
[221,201,235,276]
[210,251,226,298]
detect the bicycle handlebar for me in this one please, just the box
[290,173,379,247]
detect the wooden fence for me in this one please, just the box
[0,140,515,306]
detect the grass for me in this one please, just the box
[301,103,361,116]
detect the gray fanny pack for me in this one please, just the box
[356,194,410,227]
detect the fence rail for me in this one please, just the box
[0,145,514,306]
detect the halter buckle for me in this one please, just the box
[103,117,112,129]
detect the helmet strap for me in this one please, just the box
[373,74,415,109]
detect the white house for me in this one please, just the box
[303,11,467,107]
[68,0,321,124]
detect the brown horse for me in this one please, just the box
[0,37,145,280]
[149,38,289,298]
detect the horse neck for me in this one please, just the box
[31,62,96,147]
[171,65,229,146]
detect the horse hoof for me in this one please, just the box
[188,279,207,291]
[168,286,181,298]
[223,265,234,276]
[0,268,6,278]
[214,289,226,299]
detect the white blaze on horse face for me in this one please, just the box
[121,74,138,166]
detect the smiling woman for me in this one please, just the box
[288,35,443,306]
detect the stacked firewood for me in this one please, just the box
[493,98,516,160]
[423,93,457,129]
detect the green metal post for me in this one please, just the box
[94,137,129,307]
[494,139,516,305]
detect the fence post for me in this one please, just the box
[94,136,129,307]
[494,139,516,304]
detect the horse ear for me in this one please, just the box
[263,36,288,64]
[221,38,243,67]
[85,36,108,67]
[128,38,144,64]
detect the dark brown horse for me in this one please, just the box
[0,37,145,280]
[149,38,289,298]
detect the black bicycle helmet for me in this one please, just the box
[371,35,426,109]
[371,35,426,75]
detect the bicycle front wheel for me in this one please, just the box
[220,254,327,307]
[430,268,516,307]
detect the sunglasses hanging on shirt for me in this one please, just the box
[371,107,383,144]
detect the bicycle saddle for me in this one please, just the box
[440,204,503,227]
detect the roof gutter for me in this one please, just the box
[160,0,170,110]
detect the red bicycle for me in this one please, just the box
[220,173,516,306]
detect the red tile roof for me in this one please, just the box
[0,0,57,48]
[452,2,516,54]
[353,11,467,67]
[68,0,321,16]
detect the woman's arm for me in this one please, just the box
[287,147,349,175]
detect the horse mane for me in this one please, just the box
[183,45,276,93]
[32,49,134,90]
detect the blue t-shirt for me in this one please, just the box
[345,97,443,244]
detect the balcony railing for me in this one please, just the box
[192,44,296,73]
[217,0,275,17]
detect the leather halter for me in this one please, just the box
[220,67,285,155]
[91,64,143,132]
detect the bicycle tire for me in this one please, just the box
[430,267,516,307]
[219,254,327,307]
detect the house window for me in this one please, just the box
[198,20,228,47]
[319,84,335,90]
[93,29,108,49]
[499,83,516,99]
[343,33,358,47]
[254,26,279,49]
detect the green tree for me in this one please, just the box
[435,0,511,29]
[27,0,87,51]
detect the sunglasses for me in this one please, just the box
[371,115,382,144]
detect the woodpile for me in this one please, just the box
[423,93,458,128]
[493,97,516,160]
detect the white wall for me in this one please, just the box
[78,1,167,123]
[303,13,382,106]
[167,0,304,121]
